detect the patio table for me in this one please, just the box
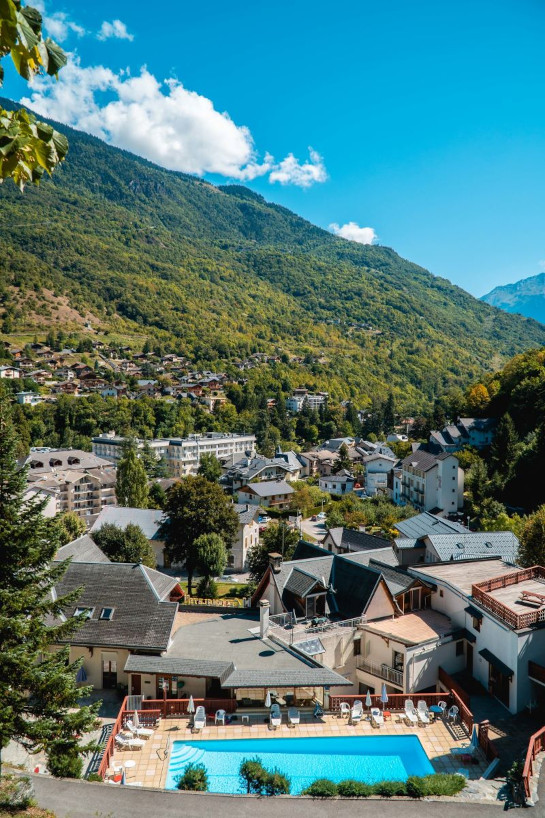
[429,705,443,721]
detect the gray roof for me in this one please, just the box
[233,503,260,525]
[284,568,326,597]
[21,449,114,474]
[91,506,164,540]
[367,559,416,596]
[141,566,180,600]
[425,532,519,563]
[319,475,355,485]
[239,480,294,498]
[52,562,177,651]
[401,449,455,472]
[340,548,399,567]
[221,667,352,688]
[55,534,110,564]
[124,655,234,680]
[326,527,392,553]
[395,512,468,540]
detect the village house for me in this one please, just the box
[231,503,260,571]
[318,474,356,497]
[0,365,21,379]
[428,417,498,453]
[237,479,294,509]
[393,449,464,516]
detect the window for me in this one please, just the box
[100,607,114,620]
[74,607,94,619]
[455,641,464,656]
[472,616,481,632]
[353,639,362,657]
[439,589,444,597]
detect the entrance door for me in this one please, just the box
[102,657,117,689]
[489,665,510,707]
[466,644,473,675]
[131,674,142,695]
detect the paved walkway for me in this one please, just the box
[33,776,503,818]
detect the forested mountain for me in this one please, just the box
[1,97,544,410]
[482,274,545,325]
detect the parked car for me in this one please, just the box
[317,511,327,520]
[311,515,318,521]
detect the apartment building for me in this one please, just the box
[22,448,117,526]
[92,432,256,477]
[286,388,328,412]
[393,449,464,516]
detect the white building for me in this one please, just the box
[92,432,256,477]
[0,365,21,379]
[16,391,42,405]
[231,504,260,571]
[394,449,463,516]
[362,452,397,495]
[286,388,328,413]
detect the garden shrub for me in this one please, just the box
[196,577,218,599]
[47,745,83,779]
[264,770,291,795]
[302,778,338,797]
[177,762,209,791]
[337,779,372,797]
[86,772,103,782]
[406,776,427,798]
[416,773,466,796]
[373,780,406,797]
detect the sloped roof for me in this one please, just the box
[425,532,519,563]
[239,480,294,497]
[52,562,177,651]
[124,655,234,679]
[221,667,351,688]
[326,527,391,553]
[55,534,110,564]
[91,506,164,540]
[233,503,260,525]
[401,450,445,472]
[284,568,327,597]
[395,512,468,540]
[330,557,384,619]
[341,548,399,567]
[367,559,416,596]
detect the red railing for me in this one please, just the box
[478,719,500,762]
[451,688,473,736]
[472,566,545,630]
[523,724,545,797]
[97,696,128,780]
[122,709,162,728]
[529,661,545,685]
[439,666,470,706]
[140,697,237,717]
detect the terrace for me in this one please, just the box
[99,691,490,790]
[471,566,545,630]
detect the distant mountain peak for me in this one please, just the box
[481,274,545,325]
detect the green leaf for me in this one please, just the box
[0,0,17,26]
[21,4,42,34]
[44,37,67,75]
[51,129,68,159]
[16,9,39,51]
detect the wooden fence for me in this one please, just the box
[438,666,470,706]
[523,724,545,798]
[472,566,545,630]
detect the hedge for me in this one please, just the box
[303,773,466,798]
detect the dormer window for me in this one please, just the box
[100,607,114,620]
[74,607,94,619]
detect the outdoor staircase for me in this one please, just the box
[168,744,207,776]
[85,722,113,777]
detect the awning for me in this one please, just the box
[479,648,514,678]
[465,605,483,620]
[452,628,476,644]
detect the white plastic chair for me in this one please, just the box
[448,705,459,724]
[215,709,226,725]
[340,702,351,718]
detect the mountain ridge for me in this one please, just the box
[1,96,545,409]
[481,273,545,325]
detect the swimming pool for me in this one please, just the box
[166,735,435,794]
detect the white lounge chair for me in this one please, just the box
[339,702,351,719]
[215,709,226,725]
[192,706,206,732]
[448,705,459,724]
[350,701,363,724]
[404,700,418,725]
[270,703,282,730]
[450,744,474,756]
[417,700,430,726]
[115,734,145,751]
[288,707,300,728]
[370,707,384,728]
[125,719,153,738]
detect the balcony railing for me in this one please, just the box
[472,566,545,629]
[357,657,404,687]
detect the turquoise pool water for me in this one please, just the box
[166,735,435,794]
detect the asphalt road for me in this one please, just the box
[300,518,327,543]
[33,776,504,818]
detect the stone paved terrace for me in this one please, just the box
[106,710,489,790]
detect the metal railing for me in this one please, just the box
[357,658,404,687]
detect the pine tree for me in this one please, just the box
[0,400,99,776]
[518,506,545,567]
[116,440,149,508]
[490,413,518,479]
[383,393,396,435]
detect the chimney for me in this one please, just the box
[268,552,283,574]
[259,599,270,638]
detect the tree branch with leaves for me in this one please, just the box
[0,0,68,188]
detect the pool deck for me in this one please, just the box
[107,712,488,790]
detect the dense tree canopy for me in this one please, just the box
[116,440,149,508]
[92,522,156,568]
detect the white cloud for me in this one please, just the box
[32,1,85,42]
[268,149,327,188]
[329,221,377,245]
[97,20,134,42]
[21,60,327,187]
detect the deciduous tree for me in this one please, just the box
[116,439,149,508]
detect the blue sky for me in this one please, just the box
[3,0,545,296]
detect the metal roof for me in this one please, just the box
[395,512,468,540]
[220,667,352,688]
[426,532,519,563]
[91,506,164,540]
[124,655,234,679]
[284,568,326,598]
